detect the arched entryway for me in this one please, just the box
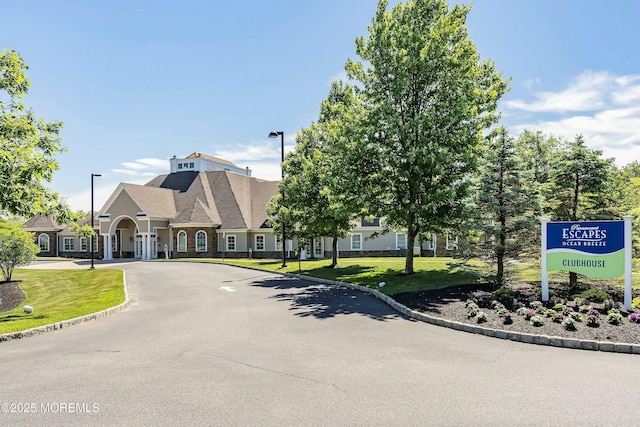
[106,216,139,259]
[103,216,160,260]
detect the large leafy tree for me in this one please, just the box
[544,134,615,289]
[0,49,71,221]
[0,221,39,281]
[610,161,640,256]
[268,81,365,267]
[465,127,538,287]
[346,0,509,274]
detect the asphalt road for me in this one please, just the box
[2,261,639,426]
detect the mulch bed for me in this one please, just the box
[0,281,26,313]
[393,283,640,344]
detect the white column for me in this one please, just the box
[141,234,148,260]
[540,218,549,302]
[104,235,112,260]
[146,233,153,259]
[624,216,634,310]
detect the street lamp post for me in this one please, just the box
[90,173,102,270]
[268,130,287,268]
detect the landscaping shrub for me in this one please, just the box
[476,312,487,323]
[606,309,623,325]
[530,301,543,311]
[574,288,611,303]
[603,299,614,311]
[503,312,514,325]
[569,312,583,322]
[490,288,515,306]
[629,312,640,324]
[552,312,565,323]
[530,316,544,327]
[562,317,577,331]
[578,304,592,314]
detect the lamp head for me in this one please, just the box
[268,131,282,138]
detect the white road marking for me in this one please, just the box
[219,286,236,292]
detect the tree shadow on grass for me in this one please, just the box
[249,276,403,322]
[0,314,48,323]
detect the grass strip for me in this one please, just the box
[0,269,125,334]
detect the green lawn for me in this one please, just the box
[0,269,125,334]
[173,256,640,303]
[172,257,486,295]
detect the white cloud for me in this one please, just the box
[506,71,613,113]
[110,157,169,180]
[506,71,640,167]
[212,140,295,180]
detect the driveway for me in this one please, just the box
[2,261,639,426]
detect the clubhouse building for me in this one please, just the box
[25,152,459,260]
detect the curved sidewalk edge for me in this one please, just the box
[233,264,640,355]
[302,275,640,355]
[0,271,131,344]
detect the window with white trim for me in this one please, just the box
[111,234,118,252]
[226,234,236,251]
[396,232,407,250]
[350,233,362,250]
[255,234,265,251]
[92,236,98,252]
[177,231,187,252]
[425,233,436,250]
[38,234,50,252]
[446,233,458,250]
[275,235,283,251]
[178,163,183,170]
[63,237,74,251]
[314,239,323,257]
[196,230,207,252]
[80,237,87,251]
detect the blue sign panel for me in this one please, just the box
[547,221,624,254]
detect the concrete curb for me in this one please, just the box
[0,270,131,344]
[229,264,640,355]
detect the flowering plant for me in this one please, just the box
[629,312,640,324]
[476,312,488,323]
[503,312,514,325]
[562,317,577,331]
[530,316,544,327]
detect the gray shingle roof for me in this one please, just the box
[144,170,278,229]
[122,183,177,218]
[23,215,63,231]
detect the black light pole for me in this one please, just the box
[90,173,101,270]
[268,131,287,268]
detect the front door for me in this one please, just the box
[134,235,143,259]
[314,238,324,258]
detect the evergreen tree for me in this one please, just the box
[466,127,538,287]
[544,134,615,289]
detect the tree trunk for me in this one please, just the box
[330,230,338,268]
[404,225,417,275]
[569,271,578,292]
[496,236,505,289]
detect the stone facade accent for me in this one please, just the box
[172,227,217,258]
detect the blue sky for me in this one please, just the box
[3,0,640,211]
